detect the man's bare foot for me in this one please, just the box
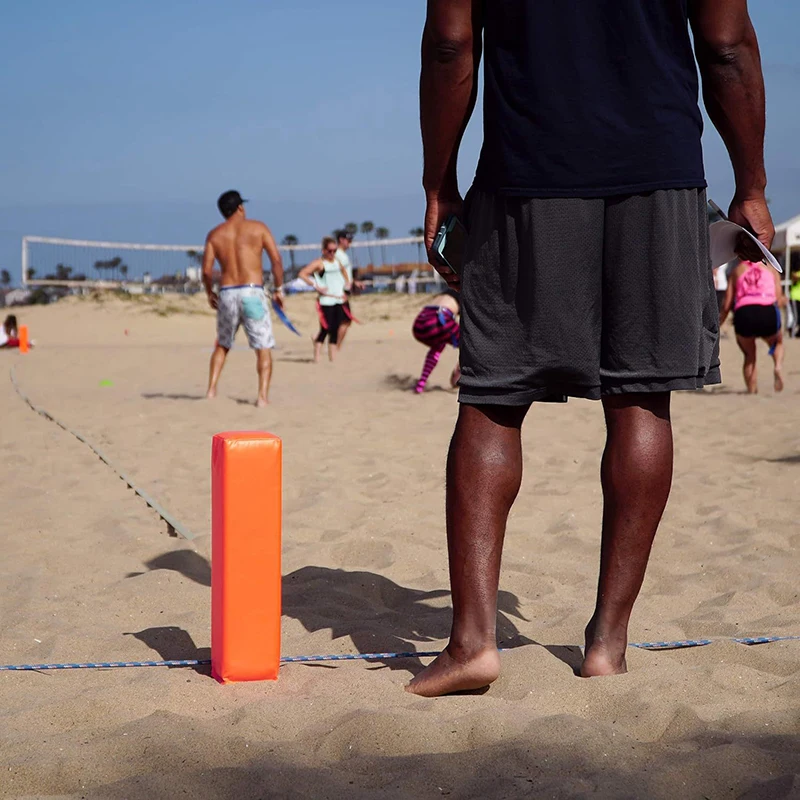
[774,369,784,393]
[581,622,628,677]
[206,388,217,400]
[256,397,269,408]
[405,646,500,697]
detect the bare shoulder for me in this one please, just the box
[206,221,229,244]
[242,218,269,234]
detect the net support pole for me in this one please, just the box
[787,242,793,334]
[21,237,28,287]
[211,432,282,683]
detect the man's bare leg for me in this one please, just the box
[206,345,229,399]
[256,349,272,407]
[328,343,339,362]
[581,393,673,677]
[406,403,529,697]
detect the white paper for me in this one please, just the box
[709,219,782,274]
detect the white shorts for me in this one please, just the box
[216,285,275,350]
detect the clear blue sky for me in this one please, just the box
[1,0,798,281]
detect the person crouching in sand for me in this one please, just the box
[412,289,461,393]
[0,315,20,348]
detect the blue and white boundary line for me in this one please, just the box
[2,636,799,672]
[10,365,194,540]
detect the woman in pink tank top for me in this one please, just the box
[719,234,786,394]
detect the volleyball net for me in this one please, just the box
[21,235,438,293]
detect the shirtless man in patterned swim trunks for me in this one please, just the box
[202,190,285,407]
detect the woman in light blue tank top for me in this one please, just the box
[299,236,351,362]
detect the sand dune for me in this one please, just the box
[2,293,800,798]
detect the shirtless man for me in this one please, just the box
[202,190,285,407]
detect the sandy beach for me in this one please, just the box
[2,291,800,799]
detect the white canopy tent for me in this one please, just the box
[772,213,800,277]
[772,214,800,334]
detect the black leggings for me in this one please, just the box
[316,304,347,345]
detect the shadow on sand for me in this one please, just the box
[141,392,206,401]
[124,626,210,674]
[126,550,211,587]
[127,558,578,675]
[384,373,454,393]
[281,566,540,675]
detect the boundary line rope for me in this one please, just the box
[10,365,194,540]
[2,636,799,671]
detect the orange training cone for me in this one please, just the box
[19,325,29,354]
[211,432,282,683]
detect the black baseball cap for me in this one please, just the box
[217,190,247,218]
[336,229,353,241]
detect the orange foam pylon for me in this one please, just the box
[211,432,282,683]
[19,325,29,354]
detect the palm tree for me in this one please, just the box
[186,249,203,266]
[26,267,36,281]
[55,264,73,281]
[282,234,299,272]
[376,227,390,267]
[361,221,375,266]
[1,269,11,287]
[120,264,128,281]
[410,227,424,265]
[342,223,359,267]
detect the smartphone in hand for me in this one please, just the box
[431,214,468,275]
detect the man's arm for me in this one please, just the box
[420,0,483,287]
[201,236,218,310]
[690,0,774,247]
[262,224,285,305]
[338,261,352,293]
[298,260,327,294]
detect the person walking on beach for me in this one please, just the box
[409,0,774,697]
[203,190,285,407]
[412,289,461,393]
[334,230,357,348]
[299,236,351,363]
[720,233,786,394]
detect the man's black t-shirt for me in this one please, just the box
[474,0,706,197]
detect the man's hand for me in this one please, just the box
[425,191,463,290]
[728,196,775,250]
[272,288,285,311]
[207,291,218,311]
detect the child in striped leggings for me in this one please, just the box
[412,290,461,393]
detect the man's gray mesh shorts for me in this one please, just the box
[216,285,275,351]
[458,188,721,404]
